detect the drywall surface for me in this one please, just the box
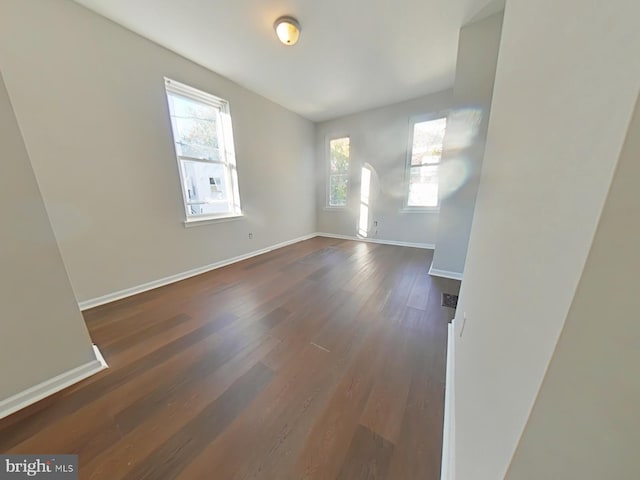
[430,12,503,276]
[505,94,640,480]
[0,72,96,400]
[315,90,453,245]
[453,0,640,478]
[0,0,316,303]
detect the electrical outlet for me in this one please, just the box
[248,232,253,239]
[374,220,378,226]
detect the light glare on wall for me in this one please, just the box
[274,16,301,46]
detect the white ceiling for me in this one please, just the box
[73,0,492,122]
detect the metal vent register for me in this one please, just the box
[441,293,458,309]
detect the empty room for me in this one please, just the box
[1,0,639,479]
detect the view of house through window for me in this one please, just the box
[328,137,350,207]
[407,117,447,208]
[164,78,241,220]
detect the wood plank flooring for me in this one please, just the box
[0,237,460,479]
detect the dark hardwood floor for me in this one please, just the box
[0,237,460,479]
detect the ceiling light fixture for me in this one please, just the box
[274,16,301,46]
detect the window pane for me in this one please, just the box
[359,203,369,237]
[329,174,348,206]
[165,78,242,220]
[360,166,371,205]
[180,159,231,215]
[330,137,350,173]
[168,92,221,161]
[408,165,438,207]
[411,117,447,166]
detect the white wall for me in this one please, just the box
[315,90,453,245]
[430,12,503,277]
[505,93,640,480]
[0,72,96,402]
[453,0,640,478]
[0,0,316,304]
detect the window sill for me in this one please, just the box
[400,206,440,214]
[183,213,244,228]
[323,206,348,211]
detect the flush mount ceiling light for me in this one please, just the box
[274,16,301,46]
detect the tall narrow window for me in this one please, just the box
[358,165,372,237]
[406,116,447,208]
[164,78,242,221]
[328,137,350,207]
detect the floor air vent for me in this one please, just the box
[442,293,458,309]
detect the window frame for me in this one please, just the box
[402,113,448,213]
[325,135,351,209]
[164,77,243,226]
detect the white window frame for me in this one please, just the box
[164,78,242,226]
[326,135,351,209]
[402,113,448,213]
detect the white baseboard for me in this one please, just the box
[441,321,456,480]
[78,233,318,310]
[429,265,464,281]
[78,231,435,311]
[316,232,435,250]
[0,344,108,420]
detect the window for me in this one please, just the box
[358,164,372,237]
[327,137,350,207]
[164,78,242,222]
[406,116,447,209]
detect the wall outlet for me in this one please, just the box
[248,232,253,239]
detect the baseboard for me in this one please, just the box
[78,233,318,310]
[441,321,456,480]
[429,265,464,281]
[0,344,108,420]
[316,232,435,250]
[79,231,435,311]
